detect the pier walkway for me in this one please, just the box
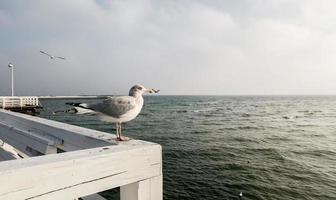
[0,96,42,113]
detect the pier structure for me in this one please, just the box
[0,109,162,200]
[0,96,42,113]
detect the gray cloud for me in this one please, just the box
[1,0,336,95]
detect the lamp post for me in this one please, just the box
[8,63,14,96]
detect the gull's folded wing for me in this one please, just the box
[88,96,136,118]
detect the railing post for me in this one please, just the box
[20,97,23,108]
[35,97,38,106]
[120,175,163,200]
[2,98,5,109]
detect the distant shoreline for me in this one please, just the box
[38,96,107,100]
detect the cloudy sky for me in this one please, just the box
[1,0,336,95]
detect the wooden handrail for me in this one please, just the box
[0,110,162,200]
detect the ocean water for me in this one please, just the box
[39,96,336,200]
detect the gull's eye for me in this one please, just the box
[137,86,143,90]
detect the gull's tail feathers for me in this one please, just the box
[73,106,95,115]
[65,102,88,108]
[52,102,96,115]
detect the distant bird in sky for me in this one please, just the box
[39,50,66,60]
[62,85,160,141]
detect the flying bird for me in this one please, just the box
[39,50,66,60]
[63,85,160,141]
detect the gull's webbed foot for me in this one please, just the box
[116,136,131,141]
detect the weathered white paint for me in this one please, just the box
[0,109,115,155]
[0,96,40,109]
[120,175,163,200]
[0,144,161,200]
[0,109,163,200]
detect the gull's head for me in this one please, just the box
[129,84,159,97]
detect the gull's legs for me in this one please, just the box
[115,122,130,142]
[115,122,120,140]
[118,122,122,139]
[118,122,130,141]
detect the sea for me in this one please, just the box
[39,96,336,200]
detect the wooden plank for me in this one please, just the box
[0,121,63,146]
[0,122,58,156]
[0,144,161,200]
[0,110,116,151]
[0,109,156,152]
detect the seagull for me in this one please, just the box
[39,50,66,60]
[65,85,159,141]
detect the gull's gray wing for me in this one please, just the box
[40,50,52,57]
[56,56,66,60]
[87,96,136,118]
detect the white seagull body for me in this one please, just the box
[40,50,66,60]
[65,85,159,141]
[93,96,144,123]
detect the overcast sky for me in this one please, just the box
[1,0,336,95]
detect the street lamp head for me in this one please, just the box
[8,63,14,68]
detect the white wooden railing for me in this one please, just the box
[0,109,162,200]
[0,96,40,109]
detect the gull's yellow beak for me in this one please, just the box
[146,88,160,93]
